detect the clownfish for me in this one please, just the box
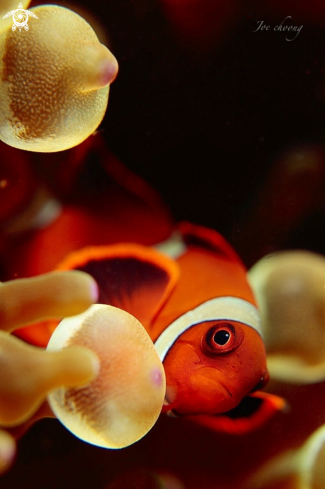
[2,134,284,433]
[52,221,284,435]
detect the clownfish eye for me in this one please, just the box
[202,322,243,355]
[213,329,231,346]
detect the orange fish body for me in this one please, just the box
[54,221,284,434]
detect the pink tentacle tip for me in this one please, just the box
[150,367,164,389]
[0,433,16,471]
[100,56,119,86]
[91,353,101,378]
[90,280,99,303]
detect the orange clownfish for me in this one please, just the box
[53,221,284,435]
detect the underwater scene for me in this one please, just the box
[1,0,325,488]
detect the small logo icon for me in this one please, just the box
[3,3,38,32]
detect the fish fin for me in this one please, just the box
[186,391,286,435]
[57,243,179,328]
[179,221,243,265]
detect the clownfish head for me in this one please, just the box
[155,297,268,416]
[155,304,268,415]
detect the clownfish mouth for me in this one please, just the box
[162,391,286,434]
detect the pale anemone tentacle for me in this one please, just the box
[0,270,101,473]
[153,230,188,259]
[244,424,325,489]
[0,270,100,425]
[0,270,99,332]
[249,250,325,384]
[0,5,118,152]
[0,332,99,427]
[47,304,166,449]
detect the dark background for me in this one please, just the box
[72,0,325,266]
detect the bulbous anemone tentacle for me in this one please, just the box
[249,250,325,384]
[244,424,325,489]
[0,5,118,152]
[47,304,166,449]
